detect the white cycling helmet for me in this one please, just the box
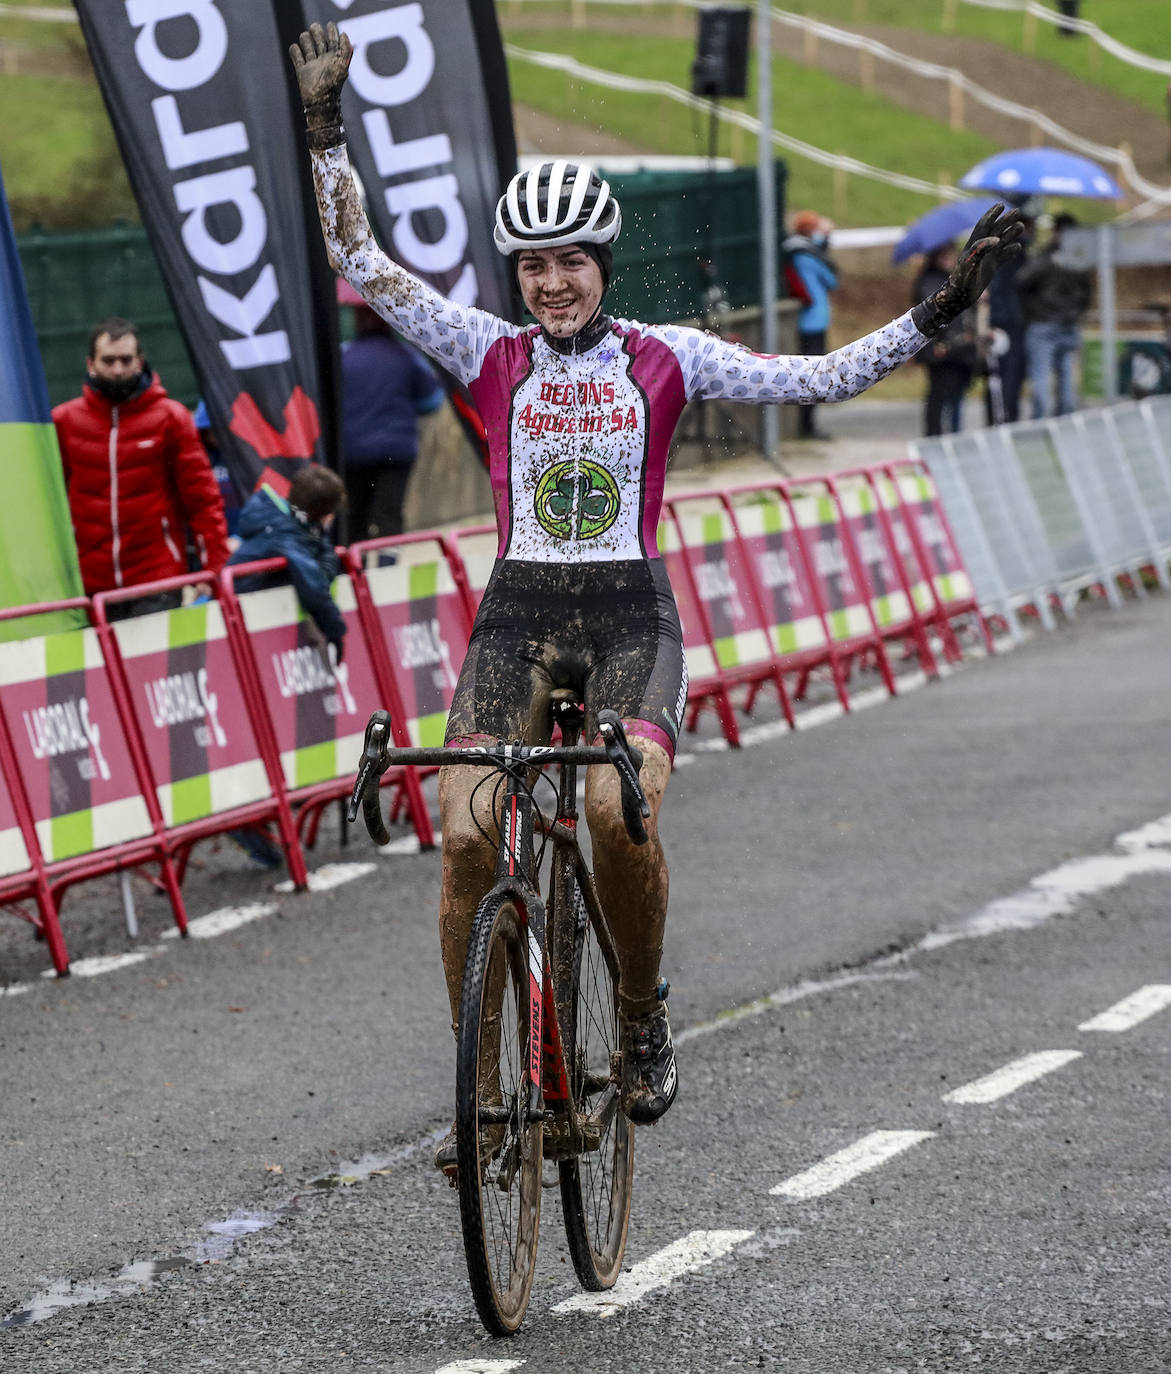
[494,161,622,255]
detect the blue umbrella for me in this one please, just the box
[891,196,1001,265]
[959,147,1122,200]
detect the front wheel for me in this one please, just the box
[559,880,634,1290]
[456,892,543,1334]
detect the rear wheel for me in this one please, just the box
[559,880,634,1289]
[456,892,542,1334]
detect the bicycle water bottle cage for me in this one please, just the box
[347,709,394,826]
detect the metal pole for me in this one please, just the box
[756,0,779,462]
[1097,222,1117,404]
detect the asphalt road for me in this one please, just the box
[2,592,1170,1371]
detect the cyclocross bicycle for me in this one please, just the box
[348,691,651,1334]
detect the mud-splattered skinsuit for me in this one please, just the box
[313,145,929,750]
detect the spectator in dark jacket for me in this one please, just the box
[340,298,444,541]
[1018,212,1093,418]
[983,210,1036,423]
[913,247,980,436]
[227,465,347,663]
[54,317,230,618]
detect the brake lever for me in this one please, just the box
[348,710,393,843]
[596,709,650,846]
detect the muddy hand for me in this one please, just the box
[288,21,353,150]
[912,203,1025,336]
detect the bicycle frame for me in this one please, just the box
[484,713,624,1159]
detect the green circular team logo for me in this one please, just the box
[534,459,621,540]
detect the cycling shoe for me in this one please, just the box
[620,1003,678,1124]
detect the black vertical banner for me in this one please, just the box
[309,0,520,463]
[315,0,518,317]
[73,0,340,497]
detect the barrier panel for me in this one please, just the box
[0,657,66,973]
[94,581,307,887]
[999,420,1102,611]
[1064,411,1166,594]
[0,597,189,973]
[447,523,498,620]
[665,493,794,737]
[219,559,432,852]
[655,510,740,744]
[919,430,1061,634]
[1118,403,1171,550]
[723,485,851,711]
[350,535,471,752]
[824,470,942,675]
[783,479,897,697]
[884,460,993,655]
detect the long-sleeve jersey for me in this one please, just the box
[312,146,928,566]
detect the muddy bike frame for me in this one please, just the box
[350,694,647,1143]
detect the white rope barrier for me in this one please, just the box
[507,42,965,203]
[955,0,1171,78]
[505,1,1171,206]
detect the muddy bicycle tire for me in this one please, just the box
[559,880,634,1290]
[456,892,543,1334]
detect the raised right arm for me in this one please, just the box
[291,22,511,386]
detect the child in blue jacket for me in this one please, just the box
[227,464,348,662]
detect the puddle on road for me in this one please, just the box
[3,1207,294,1328]
[3,1257,192,1329]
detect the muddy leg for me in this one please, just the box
[584,736,672,1018]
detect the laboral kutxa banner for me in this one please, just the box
[0,160,86,640]
[73,0,340,497]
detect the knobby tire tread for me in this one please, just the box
[559,879,634,1290]
[455,891,542,1335]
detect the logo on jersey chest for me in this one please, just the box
[534,459,621,540]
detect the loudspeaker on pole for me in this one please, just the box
[690,6,752,100]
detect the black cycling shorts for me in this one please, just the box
[445,558,688,756]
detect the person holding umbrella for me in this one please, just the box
[1017,212,1094,418]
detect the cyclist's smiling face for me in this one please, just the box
[516,246,603,338]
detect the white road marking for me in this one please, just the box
[1078,984,1171,1033]
[1115,812,1171,852]
[273,862,376,893]
[918,850,1171,952]
[770,1130,935,1200]
[39,949,158,978]
[160,902,278,941]
[942,1050,1083,1104]
[552,1229,752,1316]
[675,967,917,1044]
[435,1362,525,1374]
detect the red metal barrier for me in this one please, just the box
[0,596,188,974]
[822,469,941,677]
[218,557,432,856]
[722,484,852,711]
[780,477,897,698]
[884,459,994,656]
[94,574,309,890]
[663,493,795,743]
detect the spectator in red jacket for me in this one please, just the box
[54,317,230,619]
